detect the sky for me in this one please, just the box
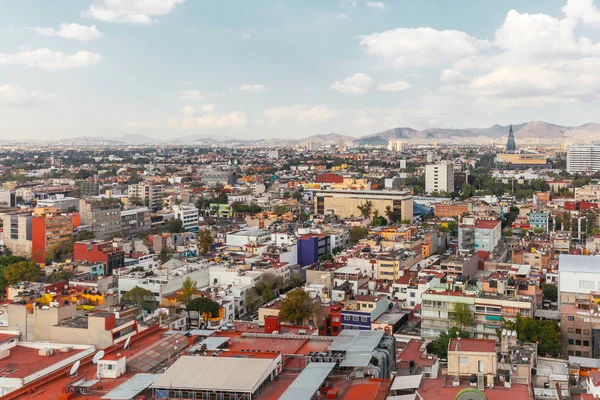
[2,0,600,140]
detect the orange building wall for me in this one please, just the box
[31,216,46,264]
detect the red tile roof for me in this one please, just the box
[476,220,501,229]
[449,338,496,353]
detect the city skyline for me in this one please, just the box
[2,0,600,140]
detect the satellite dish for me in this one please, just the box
[124,336,131,349]
[70,360,80,376]
[92,350,105,364]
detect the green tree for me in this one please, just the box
[167,218,185,233]
[187,297,220,319]
[451,303,474,331]
[385,206,402,224]
[349,226,368,244]
[244,288,261,314]
[197,229,213,253]
[122,286,156,311]
[4,261,42,286]
[279,289,319,326]
[179,277,197,305]
[357,200,373,218]
[372,215,388,227]
[45,239,74,264]
[503,228,513,237]
[76,230,95,241]
[426,327,470,359]
[261,288,276,302]
[543,284,558,302]
[498,314,561,357]
[519,228,529,238]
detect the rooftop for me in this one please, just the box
[449,338,496,353]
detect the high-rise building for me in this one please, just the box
[425,161,454,194]
[127,182,165,211]
[506,125,516,152]
[80,180,100,198]
[0,213,32,257]
[306,141,322,152]
[31,207,74,264]
[567,144,600,173]
[388,139,408,152]
[79,199,121,241]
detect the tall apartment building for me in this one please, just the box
[575,184,600,201]
[31,207,74,264]
[0,213,32,257]
[120,207,151,237]
[388,139,408,152]
[79,199,122,241]
[425,161,454,194]
[458,217,502,254]
[558,254,600,357]
[314,189,413,220]
[80,180,100,198]
[567,144,600,173]
[172,205,199,231]
[127,182,164,211]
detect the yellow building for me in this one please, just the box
[315,189,413,220]
[495,153,548,166]
[330,178,372,191]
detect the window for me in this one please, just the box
[361,317,368,323]
[579,280,595,290]
[584,340,590,346]
[410,292,416,298]
[568,316,575,321]
[459,357,468,365]
[332,317,339,322]
[478,360,484,373]
[352,316,359,322]
[344,315,350,321]
[368,304,374,308]
[332,326,339,332]
[576,328,582,334]
[576,340,582,345]
[568,339,574,345]
[568,328,574,333]
[410,301,415,307]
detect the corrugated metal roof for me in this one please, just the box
[559,254,600,273]
[279,362,336,400]
[390,374,422,391]
[328,330,384,352]
[569,355,600,369]
[189,336,230,351]
[339,353,372,367]
[101,373,158,400]
[151,356,277,393]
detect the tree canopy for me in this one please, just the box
[498,314,561,357]
[179,277,197,305]
[187,297,220,319]
[167,218,185,233]
[543,284,558,302]
[3,260,42,286]
[426,327,470,359]
[349,226,368,244]
[450,302,474,331]
[122,286,156,311]
[197,229,213,254]
[279,289,318,326]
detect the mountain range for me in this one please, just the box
[52,121,600,146]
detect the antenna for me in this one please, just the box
[70,360,80,376]
[124,336,131,349]
[92,350,105,364]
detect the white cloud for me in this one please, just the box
[31,23,102,41]
[562,0,600,25]
[173,105,246,129]
[242,32,251,40]
[336,13,348,20]
[342,0,357,7]
[0,84,52,107]
[265,105,339,125]
[181,105,196,116]
[125,121,160,128]
[366,2,385,9]
[331,73,411,94]
[83,0,185,25]
[0,49,101,69]
[377,80,411,91]
[239,84,269,93]
[330,73,375,94]
[202,104,215,113]
[359,27,488,67]
[179,90,205,100]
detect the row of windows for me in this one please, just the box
[568,339,590,346]
[343,315,369,323]
[567,328,590,335]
